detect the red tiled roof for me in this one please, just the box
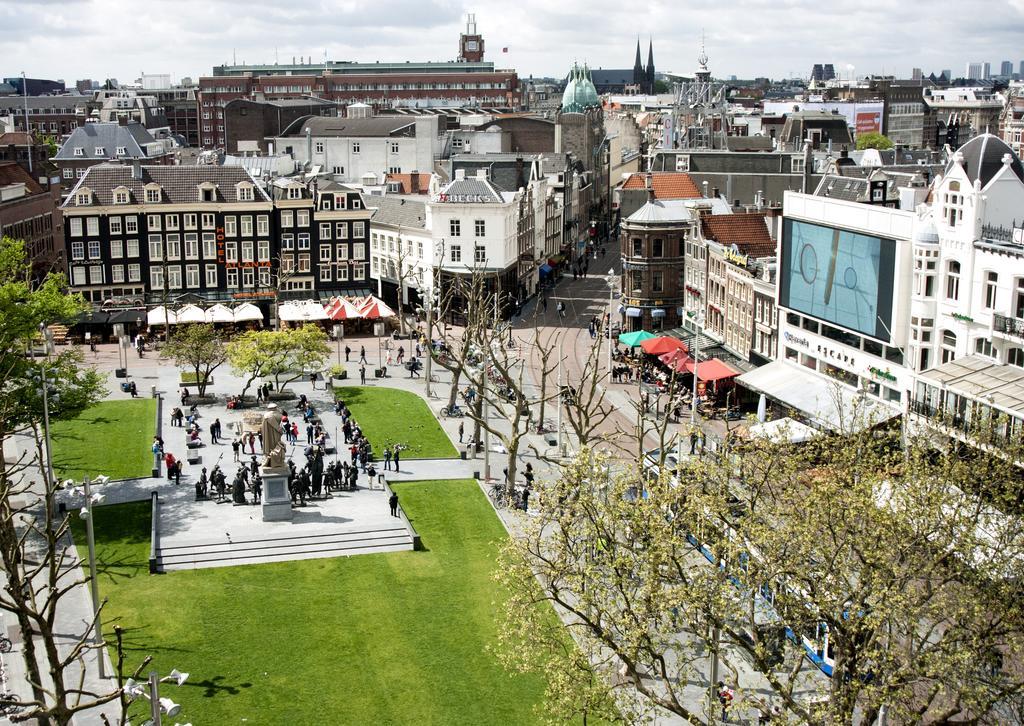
[385,172,431,195]
[0,132,33,146]
[701,212,776,258]
[621,172,702,199]
[0,161,43,194]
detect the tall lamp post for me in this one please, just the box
[35,324,57,489]
[606,268,617,378]
[424,239,444,399]
[78,475,109,678]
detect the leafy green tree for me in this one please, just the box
[497,418,1024,724]
[227,325,330,399]
[160,323,226,397]
[0,236,131,724]
[856,131,894,150]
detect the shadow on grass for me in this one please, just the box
[185,675,254,698]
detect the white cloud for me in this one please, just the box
[0,0,1021,84]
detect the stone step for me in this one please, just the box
[157,527,413,571]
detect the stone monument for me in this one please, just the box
[260,403,293,521]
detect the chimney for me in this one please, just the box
[702,180,709,198]
[711,186,719,199]
[645,173,655,203]
[131,158,142,180]
[515,156,525,191]
[305,127,312,165]
[475,168,488,181]
[455,168,466,181]
[410,171,420,194]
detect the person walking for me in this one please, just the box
[458,421,464,443]
[309,371,318,390]
[397,347,405,364]
[209,420,218,444]
[717,682,734,723]
[389,491,399,517]
[383,447,392,471]
[359,346,367,364]
[359,364,366,385]
[291,421,299,444]
[345,345,351,362]
[306,423,314,445]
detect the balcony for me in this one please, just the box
[993,312,1024,339]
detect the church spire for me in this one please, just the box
[633,38,644,88]
[646,38,655,94]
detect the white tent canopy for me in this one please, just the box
[278,301,328,322]
[205,303,235,324]
[232,303,264,323]
[747,417,819,444]
[174,304,207,324]
[147,306,176,326]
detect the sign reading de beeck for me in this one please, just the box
[435,193,490,203]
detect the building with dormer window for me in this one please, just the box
[53,122,178,194]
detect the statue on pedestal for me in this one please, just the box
[261,403,286,470]
[232,470,247,504]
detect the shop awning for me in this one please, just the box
[147,306,175,326]
[619,330,655,347]
[358,295,396,320]
[205,304,235,324]
[107,309,146,325]
[651,309,666,318]
[658,349,693,372]
[737,360,899,434]
[324,297,363,321]
[539,263,553,275]
[684,358,740,382]
[174,304,207,325]
[625,307,642,318]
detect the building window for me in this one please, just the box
[237,185,254,202]
[125,217,138,234]
[74,190,90,206]
[320,223,332,240]
[336,222,348,239]
[126,239,139,257]
[127,263,140,282]
[114,190,129,204]
[450,245,461,263]
[184,233,199,259]
[258,240,270,262]
[257,216,269,236]
[353,263,365,281]
[474,219,486,237]
[70,241,84,260]
[226,268,238,288]
[166,214,179,231]
[652,271,664,292]
[202,233,216,258]
[148,235,163,261]
[145,188,161,203]
[475,245,486,263]
[1009,348,1024,368]
[165,234,181,260]
[945,260,960,301]
[111,265,124,283]
[86,240,100,259]
[632,238,642,256]
[985,271,998,309]
[298,254,310,273]
[280,211,294,228]
[110,239,123,258]
[147,214,161,231]
[319,265,332,282]
[69,218,83,236]
[338,265,349,282]
[186,264,200,288]
[351,142,360,154]
[297,210,310,227]
[88,266,103,284]
[202,213,215,229]
[259,268,270,287]
[352,242,365,259]
[390,142,399,153]
[352,222,365,238]
[315,142,324,154]
[71,267,85,286]
[205,264,218,287]
[1015,278,1024,319]
[109,217,122,235]
[450,219,461,237]
[242,268,254,287]
[298,233,310,250]
[336,244,348,260]
[150,266,164,290]
[975,338,995,358]
[335,195,347,209]
[241,241,254,262]
[941,329,957,364]
[62,168,73,179]
[240,216,253,236]
[320,246,332,262]
[322,196,333,211]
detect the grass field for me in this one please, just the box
[50,398,156,481]
[77,480,549,725]
[335,385,458,459]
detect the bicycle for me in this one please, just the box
[488,482,509,509]
[440,404,464,418]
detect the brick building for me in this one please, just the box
[222,98,340,154]
[0,161,63,277]
[198,61,520,150]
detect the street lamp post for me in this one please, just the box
[424,239,443,399]
[81,476,106,678]
[606,268,616,379]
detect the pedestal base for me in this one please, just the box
[261,467,293,522]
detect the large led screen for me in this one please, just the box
[779,219,895,341]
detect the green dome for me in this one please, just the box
[561,63,599,113]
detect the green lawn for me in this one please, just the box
[77,480,550,725]
[50,399,156,481]
[335,385,458,459]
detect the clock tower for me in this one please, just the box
[458,14,485,62]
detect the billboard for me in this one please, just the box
[855,111,881,135]
[779,219,896,341]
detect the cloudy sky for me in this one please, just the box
[2,0,1023,85]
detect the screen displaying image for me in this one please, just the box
[780,219,895,340]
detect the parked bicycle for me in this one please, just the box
[440,404,464,418]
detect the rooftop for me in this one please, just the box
[0,161,43,195]
[64,164,270,207]
[53,123,166,161]
[278,116,418,138]
[701,212,776,257]
[919,354,1024,416]
[621,172,702,199]
[364,194,427,229]
[385,173,431,195]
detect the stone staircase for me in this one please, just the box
[156,525,414,571]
